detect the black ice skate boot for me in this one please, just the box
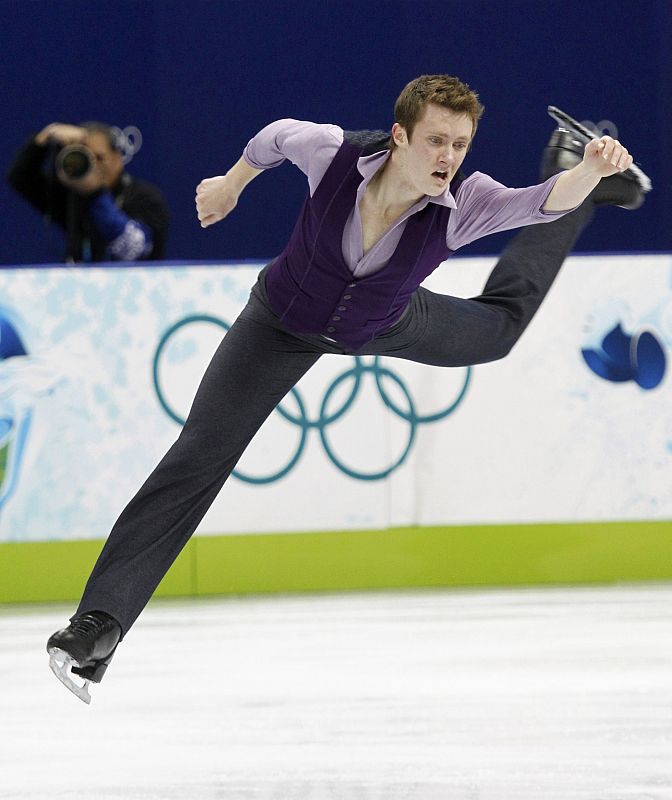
[47,611,121,704]
[540,105,652,209]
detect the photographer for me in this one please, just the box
[7,122,169,262]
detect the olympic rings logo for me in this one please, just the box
[153,315,471,483]
[110,125,143,165]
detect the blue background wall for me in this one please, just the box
[2,0,670,265]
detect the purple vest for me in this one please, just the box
[264,137,463,352]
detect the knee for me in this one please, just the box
[491,335,518,362]
[461,336,517,367]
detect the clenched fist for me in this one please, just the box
[195,174,240,228]
[195,157,264,229]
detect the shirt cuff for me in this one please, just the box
[242,144,284,171]
[537,172,580,216]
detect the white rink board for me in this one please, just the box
[0,254,670,542]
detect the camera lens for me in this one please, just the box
[61,150,89,179]
[55,145,93,182]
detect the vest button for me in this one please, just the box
[327,326,336,333]
[343,294,352,300]
[332,315,341,321]
[337,306,347,312]
[348,283,356,288]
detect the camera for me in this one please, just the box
[54,144,95,184]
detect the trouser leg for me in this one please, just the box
[363,202,594,366]
[76,284,324,636]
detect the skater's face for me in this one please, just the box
[391,103,473,197]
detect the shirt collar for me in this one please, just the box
[356,149,457,210]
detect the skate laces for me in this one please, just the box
[69,612,116,641]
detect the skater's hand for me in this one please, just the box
[195,174,240,228]
[582,136,633,178]
[545,135,636,211]
[195,157,264,228]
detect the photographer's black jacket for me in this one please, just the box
[7,138,169,262]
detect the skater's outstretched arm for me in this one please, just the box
[543,135,633,212]
[195,119,343,229]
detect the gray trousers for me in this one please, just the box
[76,203,593,636]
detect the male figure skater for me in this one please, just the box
[47,75,648,702]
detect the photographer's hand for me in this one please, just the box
[34,123,86,147]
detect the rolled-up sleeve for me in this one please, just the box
[446,172,576,250]
[242,119,343,195]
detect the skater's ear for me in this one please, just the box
[390,122,408,150]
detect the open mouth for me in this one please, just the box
[432,170,449,183]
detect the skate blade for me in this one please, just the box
[48,647,92,704]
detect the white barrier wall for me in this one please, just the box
[1,254,670,543]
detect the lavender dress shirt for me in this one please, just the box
[243,119,569,278]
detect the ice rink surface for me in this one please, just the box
[1,584,671,800]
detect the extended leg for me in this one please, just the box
[364,201,594,366]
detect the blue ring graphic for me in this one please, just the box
[153,315,229,425]
[318,362,417,480]
[153,314,472,483]
[374,355,472,423]
[153,315,309,484]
